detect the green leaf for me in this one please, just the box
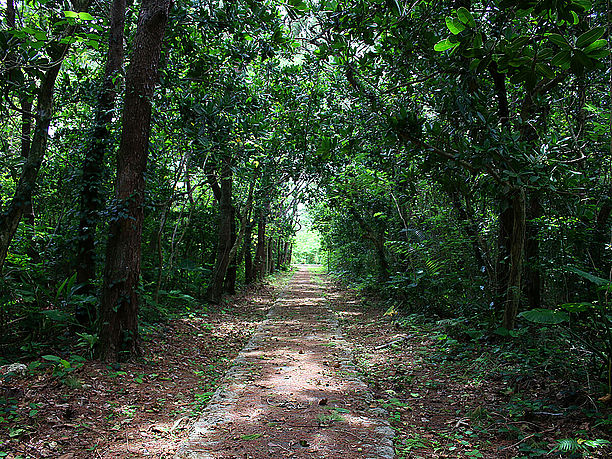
[551,50,571,66]
[287,0,308,11]
[446,17,465,35]
[567,267,610,286]
[573,49,595,70]
[560,302,592,312]
[434,38,458,52]
[456,7,476,27]
[78,12,94,21]
[584,39,607,54]
[572,0,592,12]
[519,308,569,324]
[548,33,570,49]
[575,26,605,48]
[64,11,78,18]
[240,433,263,440]
[40,309,74,323]
[536,62,555,79]
[42,355,62,363]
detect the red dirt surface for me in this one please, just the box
[178,267,394,458]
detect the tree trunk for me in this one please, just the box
[223,206,237,295]
[347,205,388,282]
[99,0,171,361]
[287,243,293,267]
[244,222,254,284]
[268,237,275,274]
[0,48,65,272]
[524,194,543,308]
[20,100,37,259]
[495,197,513,315]
[205,158,233,304]
[254,211,267,280]
[502,189,526,330]
[75,0,126,325]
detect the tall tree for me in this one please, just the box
[99,0,172,361]
[75,0,126,325]
[0,0,89,271]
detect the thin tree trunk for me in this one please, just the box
[223,206,237,295]
[254,209,267,280]
[268,237,275,274]
[0,46,66,271]
[99,0,171,361]
[75,0,126,325]
[495,198,514,316]
[244,222,254,284]
[503,189,526,330]
[524,194,543,308]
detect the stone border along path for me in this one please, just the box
[177,267,395,458]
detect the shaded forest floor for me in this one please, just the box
[0,278,283,458]
[320,268,612,458]
[1,266,611,458]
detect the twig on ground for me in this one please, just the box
[373,336,412,351]
[500,428,554,451]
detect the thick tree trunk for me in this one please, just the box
[374,237,389,283]
[502,189,526,330]
[20,100,37,260]
[205,158,233,304]
[76,0,126,325]
[99,0,171,361]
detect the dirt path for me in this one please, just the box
[177,267,394,458]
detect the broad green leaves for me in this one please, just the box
[519,308,569,324]
[436,4,608,83]
[456,7,475,28]
[575,26,605,48]
[434,38,458,52]
[445,17,465,35]
[436,7,476,52]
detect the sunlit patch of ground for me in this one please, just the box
[177,268,394,458]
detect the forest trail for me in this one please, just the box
[177,267,394,458]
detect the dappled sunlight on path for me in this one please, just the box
[177,267,394,458]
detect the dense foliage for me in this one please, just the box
[0,0,611,418]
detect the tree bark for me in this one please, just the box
[99,0,171,361]
[254,209,267,280]
[244,222,254,284]
[502,189,526,330]
[267,237,274,274]
[0,47,65,271]
[205,158,233,304]
[223,206,237,295]
[524,194,543,308]
[76,0,126,325]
